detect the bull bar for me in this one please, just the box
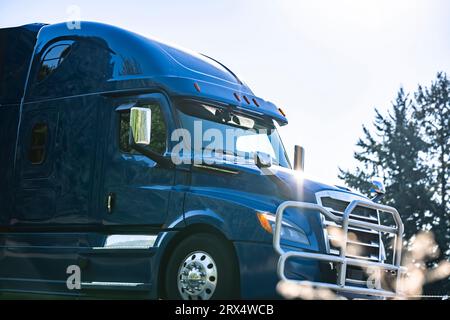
[273,200,407,298]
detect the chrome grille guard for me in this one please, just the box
[273,200,407,298]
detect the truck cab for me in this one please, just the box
[0,22,405,299]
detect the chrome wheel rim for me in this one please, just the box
[177,251,218,300]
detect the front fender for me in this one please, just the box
[183,191,272,242]
[183,209,231,236]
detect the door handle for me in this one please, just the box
[107,192,115,214]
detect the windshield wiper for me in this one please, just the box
[202,148,240,157]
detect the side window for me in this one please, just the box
[29,123,49,165]
[37,42,73,82]
[119,104,167,154]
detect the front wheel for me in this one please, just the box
[164,233,239,300]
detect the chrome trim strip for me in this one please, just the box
[315,190,367,203]
[328,209,378,222]
[94,235,157,249]
[345,278,367,285]
[81,282,145,287]
[323,221,380,234]
[193,164,239,175]
[328,236,380,248]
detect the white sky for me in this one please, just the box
[1,0,449,186]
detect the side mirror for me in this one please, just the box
[255,151,272,168]
[370,178,386,202]
[130,107,151,145]
[370,178,386,194]
[294,145,305,171]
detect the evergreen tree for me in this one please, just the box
[415,72,450,259]
[339,88,433,237]
[340,73,450,295]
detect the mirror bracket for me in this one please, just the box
[255,151,272,168]
[129,143,174,169]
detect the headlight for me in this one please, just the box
[257,212,310,245]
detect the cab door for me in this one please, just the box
[2,101,77,294]
[100,93,176,227]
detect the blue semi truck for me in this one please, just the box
[0,22,405,299]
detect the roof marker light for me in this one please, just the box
[278,108,287,117]
[234,93,241,102]
[243,95,250,105]
[194,83,201,92]
[252,98,260,107]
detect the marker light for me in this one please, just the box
[243,95,250,105]
[257,212,309,245]
[234,93,241,102]
[278,108,286,117]
[257,212,273,234]
[252,98,260,107]
[194,83,201,92]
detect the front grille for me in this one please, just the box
[319,195,383,286]
[321,197,378,221]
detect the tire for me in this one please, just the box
[164,233,239,300]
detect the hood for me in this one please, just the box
[190,160,369,251]
[192,158,367,208]
[270,165,367,203]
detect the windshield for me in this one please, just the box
[174,100,291,168]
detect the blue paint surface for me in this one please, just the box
[0,22,363,298]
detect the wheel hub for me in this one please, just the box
[178,251,217,300]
